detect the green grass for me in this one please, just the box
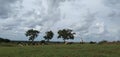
[0,44,120,57]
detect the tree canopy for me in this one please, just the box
[44,31,54,42]
[58,29,75,42]
[25,29,40,42]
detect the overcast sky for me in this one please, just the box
[0,0,120,42]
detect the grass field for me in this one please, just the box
[0,44,120,57]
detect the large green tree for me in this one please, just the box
[25,29,40,43]
[44,31,54,42]
[58,29,75,43]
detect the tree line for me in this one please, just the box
[0,38,10,43]
[25,29,76,44]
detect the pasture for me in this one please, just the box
[0,44,120,57]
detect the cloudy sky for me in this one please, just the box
[0,0,120,42]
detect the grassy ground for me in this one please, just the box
[0,44,120,57]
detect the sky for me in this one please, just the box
[0,0,120,42]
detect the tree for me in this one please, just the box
[44,31,54,42]
[57,29,75,43]
[25,29,40,43]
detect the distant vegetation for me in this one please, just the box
[0,28,120,46]
[0,37,10,43]
[25,28,75,44]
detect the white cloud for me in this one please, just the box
[0,0,120,41]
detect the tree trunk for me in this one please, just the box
[31,40,34,45]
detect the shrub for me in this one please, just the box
[98,40,108,44]
[4,39,10,42]
[40,40,47,45]
[89,41,96,44]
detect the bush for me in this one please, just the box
[98,40,108,44]
[40,40,47,45]
[0,38,4,42]
[4,39,10,42]
[89,41,96,44]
